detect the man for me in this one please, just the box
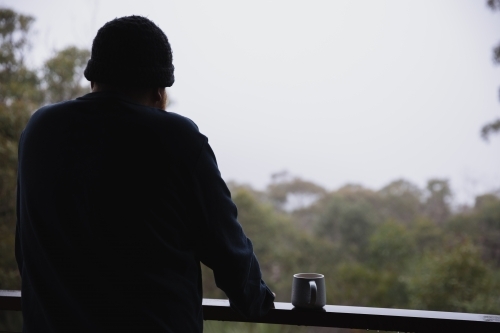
[16,16,274,332]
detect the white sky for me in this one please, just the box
[2,0,500,203]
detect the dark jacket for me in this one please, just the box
[16,91,274,332]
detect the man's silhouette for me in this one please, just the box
[16,16,274,332]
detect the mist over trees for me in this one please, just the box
[1,6,500,333]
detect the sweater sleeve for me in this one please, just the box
[191,140,274,318]
[15,174,23,277]
[15,133,24,278]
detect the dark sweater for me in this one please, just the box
[15,91,274,332]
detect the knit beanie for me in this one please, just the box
[84,16,174,87]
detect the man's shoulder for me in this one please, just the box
[151,111,208,153]
[29,94,202,136]
[27,99,79,127]
[162,111,200,133]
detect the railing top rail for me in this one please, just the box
[2,290,500,332]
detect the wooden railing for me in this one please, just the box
[1,290,500,332]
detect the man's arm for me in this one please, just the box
[15,131,24,278]
[190,140,275,318]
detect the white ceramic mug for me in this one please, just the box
[291,273,326,309]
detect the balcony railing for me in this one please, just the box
[1,290,500,332]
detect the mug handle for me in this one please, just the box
[309,281,317,306]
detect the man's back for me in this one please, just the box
[16,91,274,332]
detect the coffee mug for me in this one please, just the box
[291,273,326,309]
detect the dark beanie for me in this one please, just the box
[84,16,174,87]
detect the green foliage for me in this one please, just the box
[204,321,305,333]
[267,172,326,211]
[257,175,500,316]
[423,179,452,225]
[407,242,500,314]
[410,218,443,253]
[482,0,500,140]
[203,186,337,303]
[42,46,90,103]
[205,175,500,323]
[367,221,415,270]
[475,194,500,265]
[481,118,500,141]
[331,262,409,309]
[315,189,378,260]
[378,179,422,224]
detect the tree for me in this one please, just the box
[475,194,500,265]
[367,221,415,270]
[315,191,377,260]
[422,179,452,225]
[265,173,328,232]
[408,241,500,314]
[378,179,423,224]
[219,185,336,303]
[482,0,500,140]
[488,0,500,9]
[266,172,326,212]
[42,46,90,104]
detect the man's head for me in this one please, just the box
[84,16,173,109]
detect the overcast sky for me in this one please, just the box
[2,0,500,203]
